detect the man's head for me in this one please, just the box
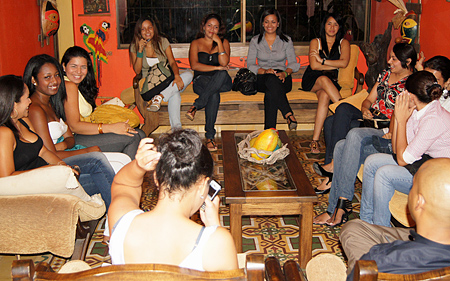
[408,158,450,226]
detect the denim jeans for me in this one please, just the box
[327,127,386,214]
[64,151,115,209]
[161,71,193,129]
[360,153,413,227]
[323,103,363,164]
[74,129,146,160]
[193,70,232,139]
[256,74,293,129]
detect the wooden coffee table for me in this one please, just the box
[222,130,317,268]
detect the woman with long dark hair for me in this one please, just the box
[61,46,145,159]
[360,71,450,227]
[186,13,232,151]
[0,74,114,209]
[127,16,193,128]
[247,8,300,130]
[302,13,350,153]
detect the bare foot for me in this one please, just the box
[322,162,334,173]
[316,178,331,191]
[327,209,346,226]
[313,212,331,225]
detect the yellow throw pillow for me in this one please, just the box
[338,44,360,99]
[86,104,140,128]
[329,89,369,113]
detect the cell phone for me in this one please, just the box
[201,180,222,210]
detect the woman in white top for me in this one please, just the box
[108,129,238,271]
[61,46,146,160]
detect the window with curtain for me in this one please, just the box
[116,0,370,48]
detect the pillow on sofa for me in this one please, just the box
[0,165,91,201]
[338,44,361,99]
[329,89,369,114]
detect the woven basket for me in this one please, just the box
[237,131,290,165]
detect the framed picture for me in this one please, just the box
[83,0,110,15]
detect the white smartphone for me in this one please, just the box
[201,180,222,210]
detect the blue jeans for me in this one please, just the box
[323,103,363,164]
[360,153,413,227]
[327,127,386,214]
[74,128,146,160]
[193,70,232,139]
[256,74,293,130]
[64,152,115,209]
[161,71,193,129]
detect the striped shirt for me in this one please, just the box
[404,100,450,163]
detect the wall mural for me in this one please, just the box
[80,21,111,85]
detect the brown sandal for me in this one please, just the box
[185,106,197,121]
[310,140,320,154]
[206,139,218,152]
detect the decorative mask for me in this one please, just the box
[401,18,418,44]
[41,0,60,37]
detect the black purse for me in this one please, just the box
[392,153,433,176]
[232,68,257,96]
[360,108,390,129]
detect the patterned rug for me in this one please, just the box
[0,130,362,276]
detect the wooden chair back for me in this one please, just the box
[354,260,450,280]
[12,254,265,281]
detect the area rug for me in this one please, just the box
[0,131,362,274]
[83,131,362,269]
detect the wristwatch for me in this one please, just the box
[322,58,326,65]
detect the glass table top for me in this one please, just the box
[235,133,296,192]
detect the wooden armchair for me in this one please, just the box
[353,260,450,280]
[11,254,265,281]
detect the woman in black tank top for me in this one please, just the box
[302,13,350,154]
[186,13,232,151]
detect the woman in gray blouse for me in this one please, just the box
[247,8,300,130]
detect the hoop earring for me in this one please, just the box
[10,108,19,119]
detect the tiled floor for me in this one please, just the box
[0,130,362,279]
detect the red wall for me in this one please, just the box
[370,0,450,59]
[71,1,134,100]
[420,0,450,57]
[0,0,54,76]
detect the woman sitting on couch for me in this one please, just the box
[0,75,114,209]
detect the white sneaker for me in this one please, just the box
[147,95,163,112]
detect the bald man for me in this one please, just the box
[340,158,450,280]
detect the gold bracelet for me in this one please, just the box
[98,123,104,134]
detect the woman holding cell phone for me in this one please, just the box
[108,129,238,271]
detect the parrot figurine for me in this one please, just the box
[79,21,110,85]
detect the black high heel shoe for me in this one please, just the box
[286,114,297,130]
[313,162,333,179]
[328,198,353,227]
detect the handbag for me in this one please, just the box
[359,108,390,129]
[141,60,174,101]
[393,153,433,176]
[232,68,257,96]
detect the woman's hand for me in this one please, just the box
[138,38,148,53]
[172,74,184,91]
[361,107,373,119]
[107,121,137,136]
[212,34,222,44]
[200,195,220,227]
[416,51,425,71]
[310,49,322,63]
[264,68,276,75]
[382,132,392,139]
[275,71,286,82]
[394,91,415,124]
[135,138,160,171]
[216,65,229,71]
